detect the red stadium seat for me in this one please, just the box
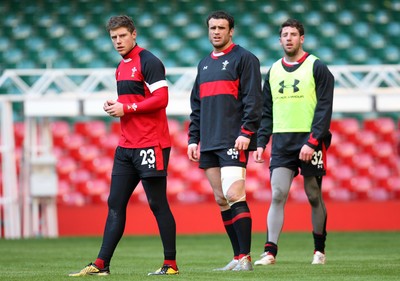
[367,187,391,201]
[332,164,355,190]
[77,144,101,170]
[69,169,92,193]
[386,176,400,199]
[62,133,86,159]
[166,178,186,202]
[60,191,86,206]
[326,154,339,175]
[80,178,109,204]
[169,155,191,179]
[327,132,344,160]
[91,156,114,182]
[171,131,190,155]
[378,175,400,193]
[327,187,353,201]
[321,176,336,201]
[56,179,73,204]
[129,182,146,204]
[349,176,373,200]
[246,159,269,181]
[334,141,358,164]
[351,153,374,176]
[98,133,119,158]
[56,156,78,182]
[176,189,205,203]
[363,117,396,143]
[330,118,360,142]
[50,120,71,147]
[74,120,107,145]
[245,177,265,201]
[184,166,204,191]
[194,178,215,202]
[368,164,392,187]
[252,186,272,202]
[370,141,396,166]
[354,130,377,154]
[168,118,182,139]
[289,176,308,202]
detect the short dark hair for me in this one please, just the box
[206,10,235,29]
[106,15,136,33]
[279,19,304,36]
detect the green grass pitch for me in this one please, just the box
[0,232,399,281]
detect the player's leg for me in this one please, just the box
[218,165,253,271]
[205,167,241,271]
[301,141,328,264]
[142,176,178,275]
[304,175,327,264]
[68,172,139,277]
[97,173,140,267]
[255,167,294,265]
[212,149,252,271]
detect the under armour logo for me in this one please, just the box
[279,79,300,93]
[148,164,155,168]
[227,148,238,159]
[222,60,229,70]
[203,66,208,70]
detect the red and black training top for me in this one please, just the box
[115,44,171,149]
[188,44,263,152]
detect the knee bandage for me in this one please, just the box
[221,167,246,205]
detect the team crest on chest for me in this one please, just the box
[222,60,229,70]
[131,67,137,78]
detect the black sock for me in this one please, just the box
[264,241,278,257]
[221,209,240,257]
[313,232,327,253]
[230,201,252,255]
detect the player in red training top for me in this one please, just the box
[69,15,178,277]
[188,10,262,271]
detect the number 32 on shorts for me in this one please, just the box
[311,150,324,169]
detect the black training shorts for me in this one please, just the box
[112,146,170,178]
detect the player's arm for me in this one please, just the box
[188,72,201,160]
[238,52,263,142]
[257,71,273,150]
[188,72,201,145]
[306,60,334,149]
[123,86,168,114]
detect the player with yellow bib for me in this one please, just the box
[253,18,334,266]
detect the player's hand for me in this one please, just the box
[234,136,250,151]
[253,147,265,163]
[187,143,199,162]
[299,144,315,162]
[104,100,124,117]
